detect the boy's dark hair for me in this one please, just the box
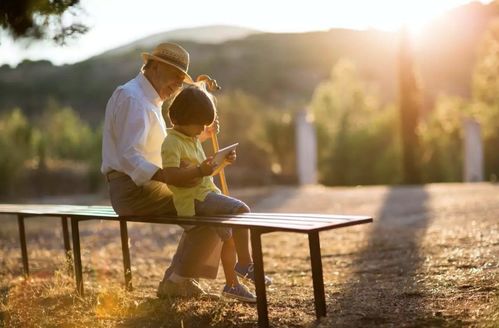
[168,86,216,125]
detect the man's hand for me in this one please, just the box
[199,119,219,143]
[177,160,202,187]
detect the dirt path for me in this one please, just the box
[253,183,499,327]
[1,183,498,327]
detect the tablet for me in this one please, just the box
[211,143,238,176]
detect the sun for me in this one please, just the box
[356,0,478,36]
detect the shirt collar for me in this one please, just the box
[168,128,198,143]
[136,72,163,108]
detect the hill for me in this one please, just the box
[0,1,497,125]
[100,25,261,56]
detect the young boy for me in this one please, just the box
[161,85,270,302]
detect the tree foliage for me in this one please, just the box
[37,99,94,160]
[419,96,466,182]
[211,90,274,185]
[418,17,499,183]
[0,102,101,198]
[310,59,401,185]
[471,18,499,180]
[0,109,34,196]
[398,28,422,184]
[0,0,87,44]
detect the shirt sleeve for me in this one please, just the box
[161,137,182,168]
[115,96,160,186]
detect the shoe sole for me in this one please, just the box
[236,272,272,286]
[222,291,257,303]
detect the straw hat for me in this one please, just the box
[141,43,193,84]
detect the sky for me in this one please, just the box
[0,0,492,67]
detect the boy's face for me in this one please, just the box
[177,124,206,137]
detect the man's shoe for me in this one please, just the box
[222,283,257,303]
[157,279,206,298]
[235,262,272,286]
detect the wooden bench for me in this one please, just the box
[0,203,372,327]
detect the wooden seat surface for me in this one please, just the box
[0,204,372,232]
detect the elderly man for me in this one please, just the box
[101,43,221,297]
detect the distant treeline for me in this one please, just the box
[1,17,498,198]
[1,3,498,197]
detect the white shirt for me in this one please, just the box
[101,73,167,186]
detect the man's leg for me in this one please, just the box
[163,226,222,281]
[158,226,222,298]
[108,177,221,296]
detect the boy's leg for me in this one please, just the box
[221,237,257,303]
[233,228,252,266]
[221,237,238,286]
[194,193,252,265]
[190,192,273,287]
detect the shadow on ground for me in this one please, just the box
[323,186,462,326]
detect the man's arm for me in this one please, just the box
[150,166,200,187]
[160,158,217,186]
[116,97,161,186]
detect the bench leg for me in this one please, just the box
[250,229,269,328]
[71,217,84,296]
[119,220,133,291]
[17,215,29,277]
[61,216,73,276]
[308,231,326,319]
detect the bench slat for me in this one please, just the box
[0,204,373,233]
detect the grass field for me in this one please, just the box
[1,183,498,327]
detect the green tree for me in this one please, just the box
[0,108,34,196]
[471,18,499,180]
[398,28,422,184]
[209,90,274,185]
[262,111,296,181]
[36,100,94,160]
[309,59,401,185]
[0,0,87,44]
[419,96,466,182]
[86,123,103,190]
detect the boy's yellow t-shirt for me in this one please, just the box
[161,128,220,216]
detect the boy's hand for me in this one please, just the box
[225,150,237,164]
[199,157,217,176]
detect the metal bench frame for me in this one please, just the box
[0,204,372,328]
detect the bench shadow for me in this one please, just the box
[326,185,433,326]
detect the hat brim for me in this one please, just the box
[141,52,194,84]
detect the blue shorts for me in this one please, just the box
[194,192,250,241]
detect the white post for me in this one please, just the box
[295,108,317,185]
[463,118,484,182]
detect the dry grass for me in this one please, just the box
[0,183,498,327]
